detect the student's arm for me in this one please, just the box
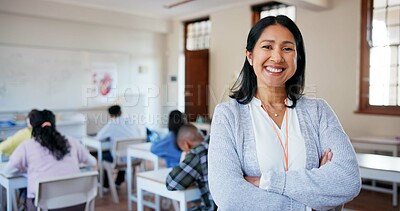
[2,141,28,176]
[208,104,296,210]
[150,135,170,158]
[166,152,200,190]
[258,99,361,210]
[2,164,20,176]
[72,139,97,168]
[95,124,110,142]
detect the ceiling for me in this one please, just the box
[41,0,266,19]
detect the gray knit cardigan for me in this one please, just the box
[208,97,361,211]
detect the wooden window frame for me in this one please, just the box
[356,0,400,116]
[183,17,210,52]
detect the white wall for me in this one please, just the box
[0,0,169,131]
[208,6,252,109]
[168,0,400,138]
[163,20,185,117]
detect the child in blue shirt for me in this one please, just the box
[151,110,186,167]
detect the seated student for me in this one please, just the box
[151,110,186,168]
[2,109,97,211]
[0,109,38,157]
[166,124,217,211]
[96,105,141,188]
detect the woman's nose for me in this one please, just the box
[270,50,284,63]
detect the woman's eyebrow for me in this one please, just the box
[282,41,295,45]
[260,40,294,45]
[260,40,275,43]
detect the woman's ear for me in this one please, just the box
[246,50,253,66]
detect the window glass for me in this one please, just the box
[185,20,211,51]
[368,0,400,106]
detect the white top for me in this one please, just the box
[96,117,141,158]
[250,97,310,211]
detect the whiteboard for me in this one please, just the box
[0,45,130,112]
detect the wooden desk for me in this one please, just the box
[351,137,400,156]
[82,136,111,197]
[0,163,27,211]
[357,153,400,207]
[127,142,161,211]
[136,168,201,211]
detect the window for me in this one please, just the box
[252,1,296,24]
[184,18,211,51]
[358,0,400,115]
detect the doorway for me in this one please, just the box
[184,18,210,122]
[185,49,209,122]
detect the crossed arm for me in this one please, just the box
[245,148,333,187]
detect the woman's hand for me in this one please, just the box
[320,148,333,167]
[244,176,261,187]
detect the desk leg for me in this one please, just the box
[180,196,186,211]
[127,155,132,211]
[137,180,143,211]
[393,182,398,207]
[98,146,103,198]
[6,188,11,211]
[155,195,160,211]
[153,159,160,211]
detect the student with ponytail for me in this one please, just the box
[2,109,97,211]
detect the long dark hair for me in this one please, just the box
[168,110,187,136]
[230,15,306,108]
[30,110,71,160]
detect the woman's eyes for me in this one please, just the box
[261,45,294,52]
[282,47,294,52]
[262,45,272,50]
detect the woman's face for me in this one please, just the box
[246,24,297,89]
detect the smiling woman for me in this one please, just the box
[208,15,361,210]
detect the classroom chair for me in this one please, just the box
[34,171,98,211]
[103,137,146,203]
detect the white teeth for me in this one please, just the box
[266,67,283,73]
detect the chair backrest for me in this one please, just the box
[35,171,98,211]
[113,137,146,165]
